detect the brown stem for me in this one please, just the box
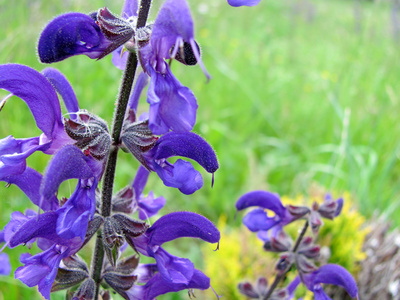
[263,220,309,300]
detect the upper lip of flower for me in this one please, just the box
[0,64,79,181]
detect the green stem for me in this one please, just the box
[89,0,153,298]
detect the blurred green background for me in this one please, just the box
[1,0,400,298]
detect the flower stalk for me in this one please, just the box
[90,1,152,297]
[263,220,309,300]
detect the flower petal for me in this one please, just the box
[147,66,197,134]
[149,132,219,174]
[312,264,358,297]
[242,208,279,232]
[56,179,97,240]
[129,72,149,112]
[41,68,79,119]
[40,145,95,203]
[8,211,59,248]
[129,269,210,300]
[153,248,194,284]
[227,0,261,7]
[0,136,42,179]
[132,165,150,197]
[0,253,11,276]
[15,245,68,300]
[38,13,111,63]
[0,64,62,137]
[146,211,220,247]
[122,0,138,18]
[151,0,194,59]
[1,167,58,211]
[236,190,286,217]
[138,191,166,220]
[153,159,203,195]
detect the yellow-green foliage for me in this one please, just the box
[201,192,368,299]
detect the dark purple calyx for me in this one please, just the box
[112,186,135,214]
[73,278,96,300]
[64,110,111,160]
[95,7,135,59]
[120,109,159,170]
[51,256,89,292]
[103,272,137,299]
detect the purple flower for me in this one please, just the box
[15,245,70,299]
[147,0,209,77]
[127,212,220,285]
[38,13,113,63]
[292,264,359,300]
[0,253,11,276]
[0,64,78,180]
[236,191,309,239]
[144,60,198,134]
[1,167,59,211]
[128,269,211,300]
[138,0,208,134]
[38,3,138,64]
[40,145,102,240]
[0,231,11,276]
[227,0,262,7]
[3,145,103,299]
[3,209,38,249]
[132,166,166,219]
[143,132,219,194]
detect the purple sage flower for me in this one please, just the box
[131,166,166,219]
[128,269,211,300]
[38,12,114,63]
[138,0,208,134]
[0,64,80,180]
[236,190,310,240]
[127,212,220,285]
[292,264,359,300]
[227,0,262,7]
[0,253,11,276]
[143,132,219,194]
[15,245,71,299]
[0,231,11,276]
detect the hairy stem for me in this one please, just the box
[263,220,309,300]
[90,0,153,298]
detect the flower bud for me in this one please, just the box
[103,272,137,299]
[237,282,259,298]
[111,186,135,214]
[51,256,89,293]
[103,217,125,267]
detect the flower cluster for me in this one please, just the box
[236,190,358,300]
[0,0,221,299]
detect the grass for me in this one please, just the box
[1,0,400,298]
